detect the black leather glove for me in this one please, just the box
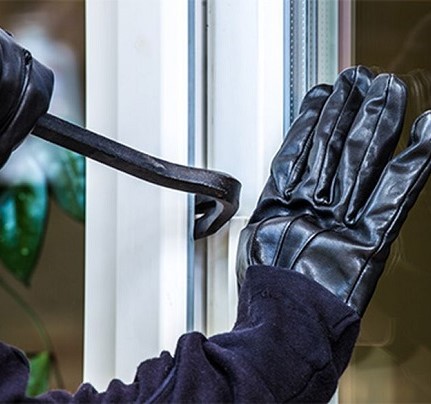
[0,29,53,167]
[237,66,431,316]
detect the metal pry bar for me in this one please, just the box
[32,113,241,239]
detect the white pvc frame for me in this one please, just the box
[84,0,341,397]
[85,0,188,389]
[206,0,284,335]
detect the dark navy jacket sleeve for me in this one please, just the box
[0,265,360,403]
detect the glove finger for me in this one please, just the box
[298,83,332,114]
[250,85,332,223]
[270,83,332,194]
[360,111,431,242]
[335,74,407,224]
[291,66,374,203]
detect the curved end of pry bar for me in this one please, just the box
[194,184,240,239]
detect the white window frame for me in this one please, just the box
[205,0,285,335]
[85,0,189,389]
[84,0,341,396]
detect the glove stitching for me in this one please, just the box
[314,66,360,204]
[274,89,330,196]
[247,213,308,268]
[289,227,334,270]
[286,128,319,197]
[279,126,316,197]
[273,214,310,267]
[344,74,392,224]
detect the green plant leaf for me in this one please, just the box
[26,351,51,397]
[0,183,48,285]
[29,138,85,222]
[48,149,85,222]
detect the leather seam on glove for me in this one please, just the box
[344,74,392,225]
[283,131,315,197]
[288,227,333,270]
[312,67,361,205]
[273,214,310,267]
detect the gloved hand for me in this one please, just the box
[0,29,53,167]
[236,66,431,316]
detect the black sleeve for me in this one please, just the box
[0,265,360,403]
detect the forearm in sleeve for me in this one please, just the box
[0,266,360,403]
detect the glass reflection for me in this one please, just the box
[340,1,431,401]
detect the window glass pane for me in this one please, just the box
[339,1,431,401]
[284,0,338,129]
[0,1,85,393]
